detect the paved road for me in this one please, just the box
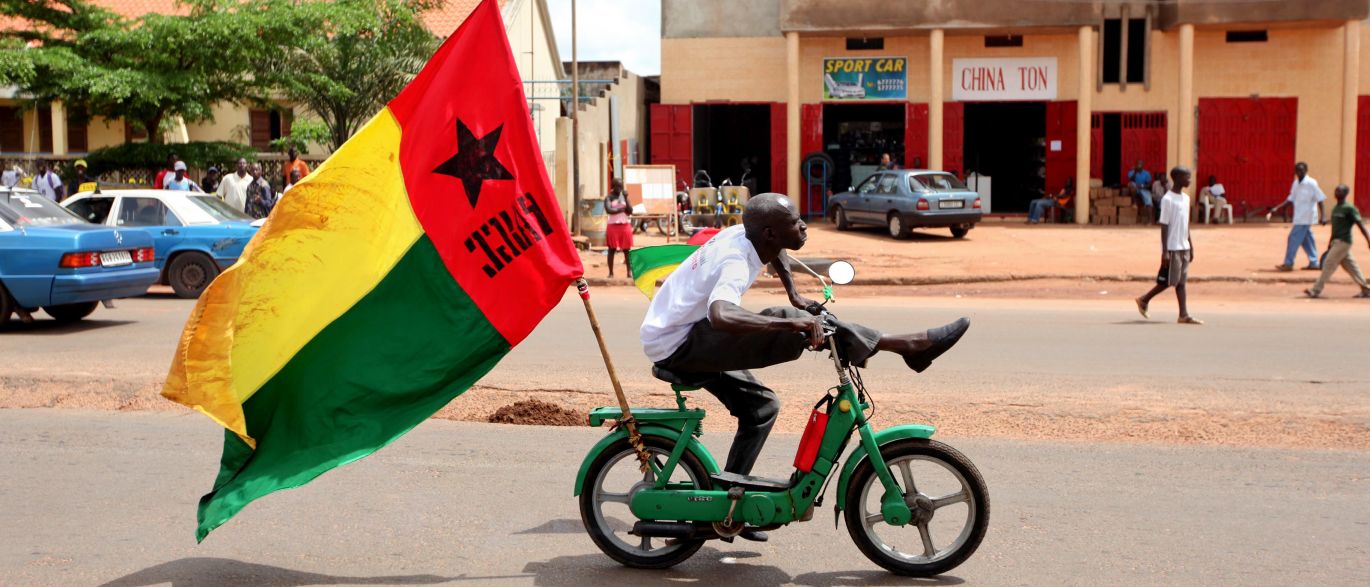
[5,288,1366,447]
[1,409,1366,586]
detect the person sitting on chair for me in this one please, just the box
[640,193,970,543]
[1199,175,1228,223]
[1027,178,1074,224]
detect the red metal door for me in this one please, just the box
[1090,113,1103,181]
[1357,96,1370,201]
[1198,98,1297,209]
[905,103,929,169]
[801,104,823,157]
[649,104,692,188]
[770,103,787,194]
[1119,112,1167,182]
[1045,101,1077,196]
[943,102,964,176]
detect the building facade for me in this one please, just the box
[656,0,1370,222]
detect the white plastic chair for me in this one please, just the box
[1203,199,1233,224]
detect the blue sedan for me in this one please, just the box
[62,189,261,298]
[0,188,160,328]
[827,170,983,239]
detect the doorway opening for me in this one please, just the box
[693,104,771,193]
[821,103,905,194]
[963,102,1045,213]
[1101,113,1122,186]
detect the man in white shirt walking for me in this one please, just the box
[1268,162,1326,271]
[1136,167,1202,325]
[215,157,252,212]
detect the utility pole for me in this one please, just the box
[570,0,581,236]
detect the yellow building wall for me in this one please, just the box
[185,103,248,144]
[661,37,788,103]
[86,116,125,150]
[1193,26,1346,187]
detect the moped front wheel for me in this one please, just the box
[844,439,989,577]
[579,436,712,569]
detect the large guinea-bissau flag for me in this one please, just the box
[162,0,581,541]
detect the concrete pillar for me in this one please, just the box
[786,31,801,200]
[1177,24,1195,172]
[1341,20,1360,201]
[50,101,67,155]
[928,29,944,170]
[1076,26,1093,225]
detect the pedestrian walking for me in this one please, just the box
[32,160,65,201]
[1305,185,1370,298]
[216,158,252,212]
[1268,162,1326,271]
[246,163,276,219]
[605,178,633,278]
[164,161,202,192]
[1136,166,1202,325]
[154,153,178,189]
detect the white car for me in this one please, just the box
[824,73,867,99]
[60,189,264,298]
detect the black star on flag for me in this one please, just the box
[433,119,513,207]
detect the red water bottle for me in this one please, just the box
[793,395,835,472]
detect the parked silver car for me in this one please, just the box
[828,170,982,239]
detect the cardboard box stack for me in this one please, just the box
[1088,184,1145,225]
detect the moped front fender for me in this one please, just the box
[833,424,936,511]
[573,423,721,496]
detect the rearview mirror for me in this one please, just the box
[828,260,855,285]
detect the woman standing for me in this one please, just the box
[605,178,633,278]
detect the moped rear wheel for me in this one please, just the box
[579,436,711,569]
[844,439,989,577]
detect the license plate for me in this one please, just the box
[100,251,132,267]
[938,199,965,209]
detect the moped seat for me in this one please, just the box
[651,366,709,392]
[710,471,791,492]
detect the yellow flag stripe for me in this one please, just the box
[633,264,681,299]
[162,109,423,441]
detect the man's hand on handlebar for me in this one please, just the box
[789,294,823,316]
[792,315,826,349]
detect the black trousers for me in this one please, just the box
[653,307,882,475]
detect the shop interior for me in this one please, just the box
[963,102,1046,213]
[821,104,905,193]
[1099,113,1123,186]
[692,104,771,193]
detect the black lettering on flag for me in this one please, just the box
[465,233,502,277]
[518,194,555,236]
[498,210,531,250]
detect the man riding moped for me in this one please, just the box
[640,193,971,542]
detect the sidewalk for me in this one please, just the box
[580,221,1359,288]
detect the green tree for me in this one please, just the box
[0,0,324,144]
[273,0,439,150]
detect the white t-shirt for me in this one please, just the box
[34,171,63,200]
[216,172,252,212]
[1208,183,1225,198]
[1286,176,1326,226]
[1158,190,1191,251]
[640,225,765,362]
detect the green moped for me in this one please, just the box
[574,262,989,576]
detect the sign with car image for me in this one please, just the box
[822,56,907,101]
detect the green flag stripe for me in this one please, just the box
[628,244,698,278]
[195,236,510,540]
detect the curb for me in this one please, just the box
[583,273,1315,289]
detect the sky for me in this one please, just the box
[544,0,661,76]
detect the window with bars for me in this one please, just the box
[1100,17,1149,86]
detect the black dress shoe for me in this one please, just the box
[739,529,769,542]
[903,317,971,373]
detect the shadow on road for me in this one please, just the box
[98,557,456,587]
[1,319,133,335]
[521,548,963,587]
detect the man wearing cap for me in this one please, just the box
[201,166,221,195]
[70,159,92,191]
[165,161,202,192]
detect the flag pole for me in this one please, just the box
[574,278,652,472]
